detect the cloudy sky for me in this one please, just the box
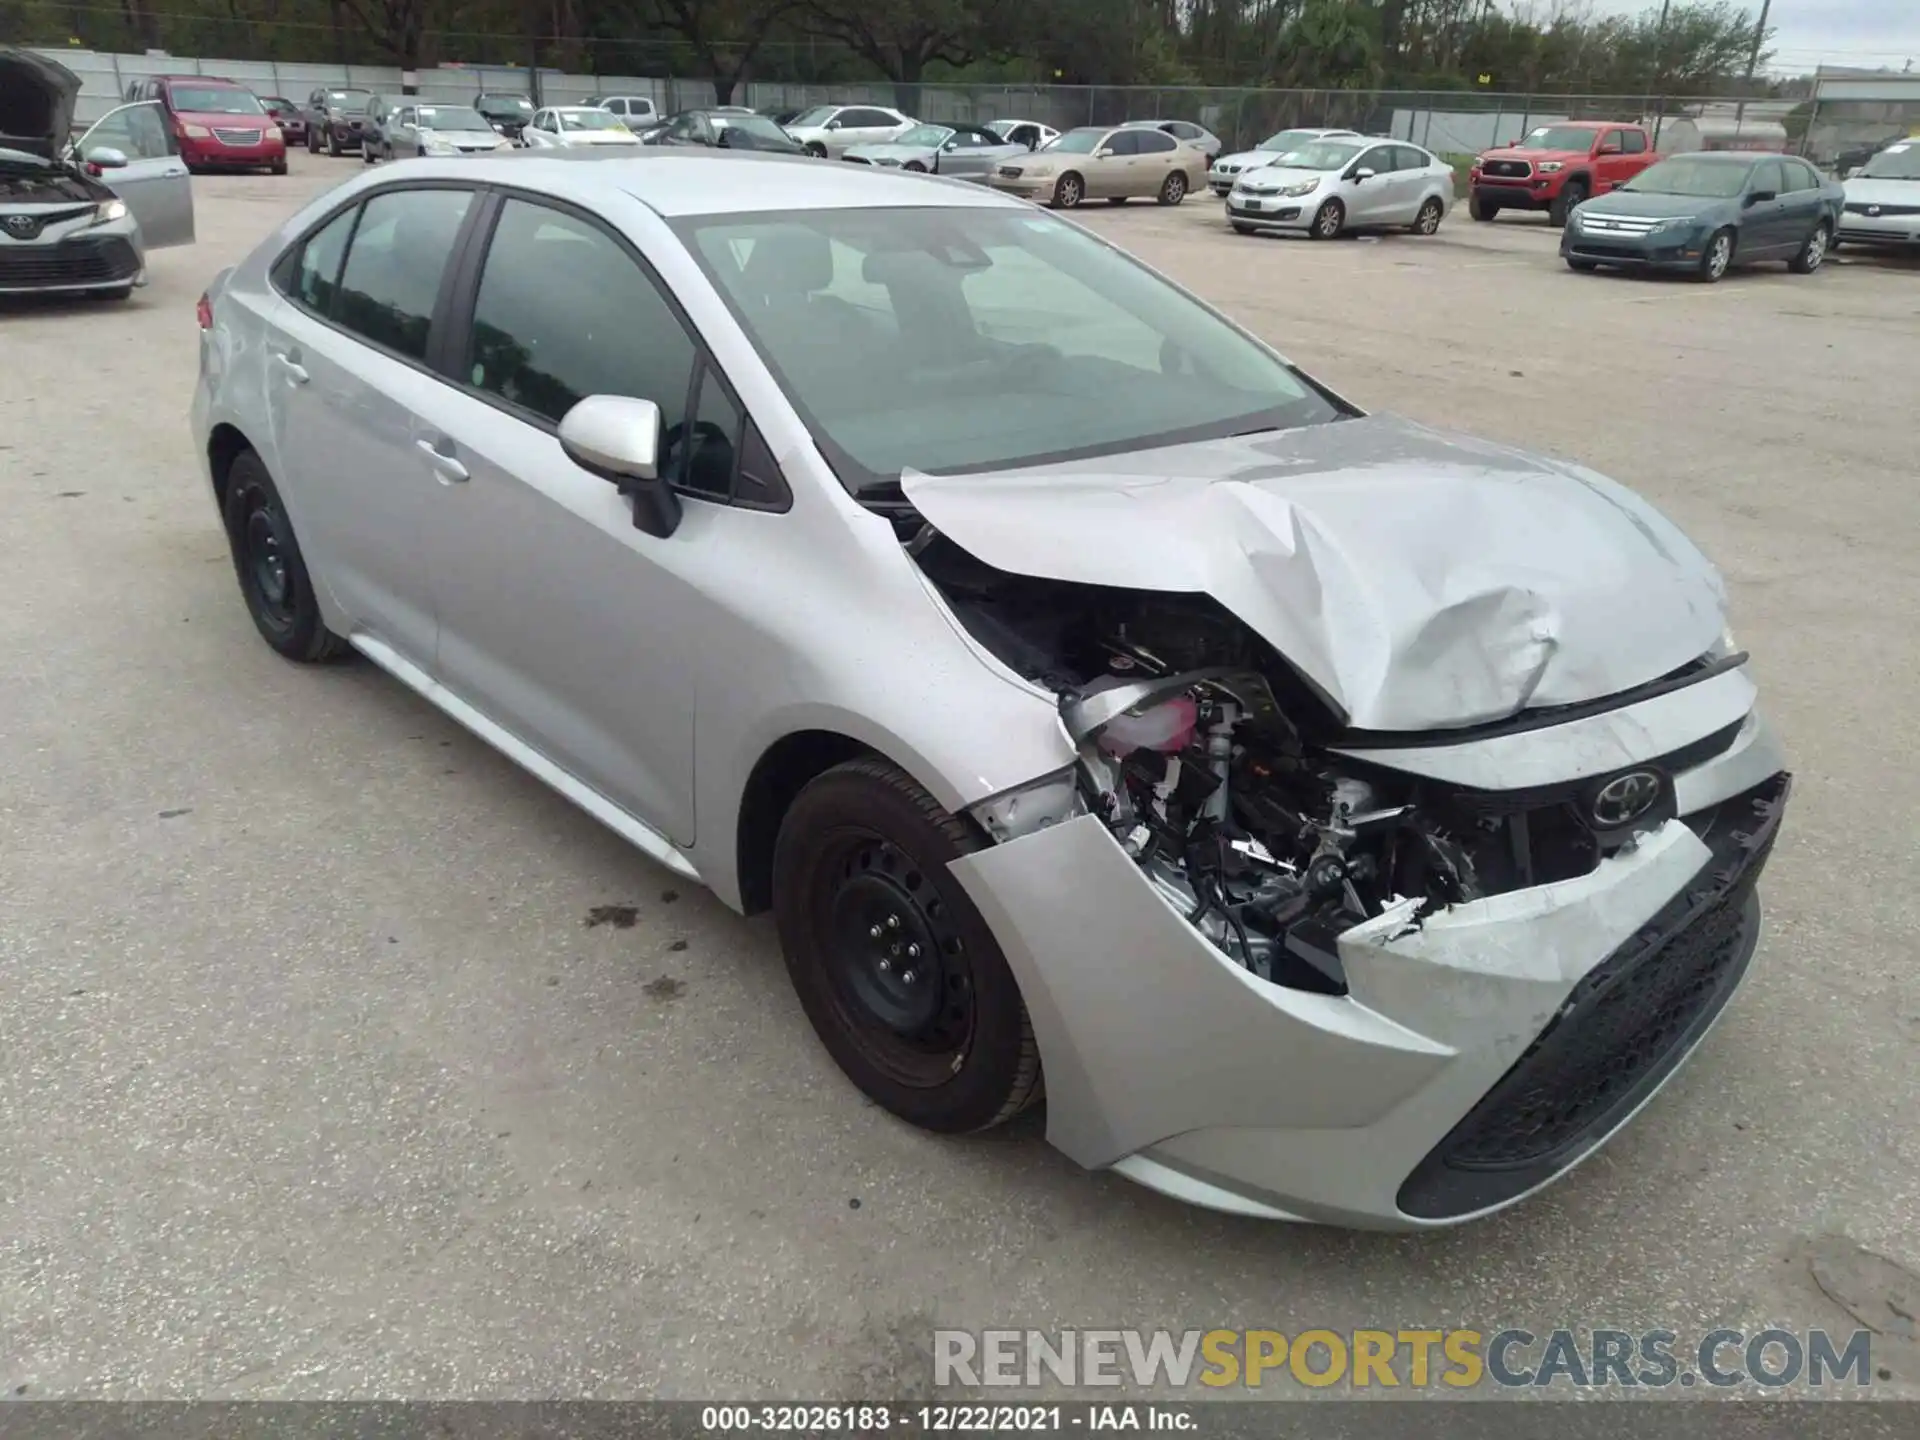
[1584,0,1916,74]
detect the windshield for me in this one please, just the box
[1256,129,1322,153]
[328,90,371,107]
[898,124,954,147]
[1278,139,1365,171]
[1860,142,1920,179]
[417,106,490,130]
[1048,129,1107,155]
[674,207,1342,490]
[166,86,263,114]
[716,115,794,145]
[789,106,835,127]
[559,109,626,131]
[1519,125,1599,151]
[1621,156,1751,198]
[481,95,534,114]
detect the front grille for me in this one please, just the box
[1570,242,1655,259]
[0,235,140,290]
[1,205,92,241]
[1844,200,1920,217]
[1397,771,1789,1220]
[1217,162,1244,175]
[1483,158,1531,179]
[213,127,263,146]
[1578,212,1666,235]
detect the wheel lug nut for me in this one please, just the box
[902,970,917,984]
[887,914,900,929]
[878,959,891,973]
[868,924,882,939]
[906,943,920,959]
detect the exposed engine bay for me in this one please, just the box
[912,532,1616,992]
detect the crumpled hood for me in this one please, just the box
[844,142,932,164]
[1842,176,1920,208]
[900,414,1727,732]
[0,47,80,160]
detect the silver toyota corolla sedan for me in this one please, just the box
[192,150,1789,1229]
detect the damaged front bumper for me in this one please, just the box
[948,696,1789,1229]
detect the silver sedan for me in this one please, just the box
[1228,136,1455,238]
[841,122,1029,180]
[192,148,1787,1230]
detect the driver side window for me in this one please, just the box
[1355,145,1392,175]
[1752,160,1786,195]
[81,102,177,161]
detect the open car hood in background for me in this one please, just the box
[901,414,1728,733]
[0,47,81,160]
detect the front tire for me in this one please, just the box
[1789,221,1830,274]
[327,129,341,157]
[220,451,349,663]
[1157,171,1187,205]
[1697,227,1735,283]
[772,758,1042,1134]
[1310,197,1345,239]
[1411,196,1443,235]
[904,160,926,172]
[270,159,288,175]
[1566,257,1599,272]
[805,141,827,158]
[1468,194,1499,222]
[1548,179,1586,228]
[1231,221,1255,234]
[1052,171,1085,208]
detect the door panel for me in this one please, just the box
[76,102,194,248]
[1348,147,1397,222]
[264,187,476,667]
[420,196,701,842]
[1746,161,1793,255]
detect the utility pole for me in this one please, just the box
[1648,0,1672,147]
[1735,0,1773,130]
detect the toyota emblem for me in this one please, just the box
[3,214,40,239]
[1592,770,1663,828]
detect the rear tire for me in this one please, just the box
[1468,194,1499,222]
[772,757,1042,1134]
[1157,171,1187,205]
[220,450,349,663]
[1410,196,1443,235]
[1548,179,1586,228]
[1310,197,1345,239]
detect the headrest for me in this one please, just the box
[740,224,833,296]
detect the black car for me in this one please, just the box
[259,95,306,146]
[474,92,535,141]
[303,86,374,155]
[647,109,808,155]
[1561,150,1843,282]
[757,105,805,128]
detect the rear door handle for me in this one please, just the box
[272,348,308,384]
[415,436,470,484]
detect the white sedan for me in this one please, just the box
[520,107,643,149]
[1227,137,1454,239]
[1208,126,1359,195]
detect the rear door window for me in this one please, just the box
[1136,131,1177,154]
[331,187,474,361]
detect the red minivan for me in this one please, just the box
[125,75,287,174]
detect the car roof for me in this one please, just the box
[432,148,1022,217]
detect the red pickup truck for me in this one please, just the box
[1468,121,1661,226]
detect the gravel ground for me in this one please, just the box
[2,152,1917,1401]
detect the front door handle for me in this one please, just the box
[415,436,470,483]
[272,349,308,384]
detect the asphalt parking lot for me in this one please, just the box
[3,150,1919,1401]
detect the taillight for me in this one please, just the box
[196,292,213,330]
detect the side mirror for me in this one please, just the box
[86,146,130,169]
[559,396,681,539]
[1094,147,1113,159]
[1746,188,1777,204]
[941,140,958,152]
[1352,166,1376,181]
[826,119,843,131]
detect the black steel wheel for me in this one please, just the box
[773,757,1041,1133]
[221,450,348,662]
